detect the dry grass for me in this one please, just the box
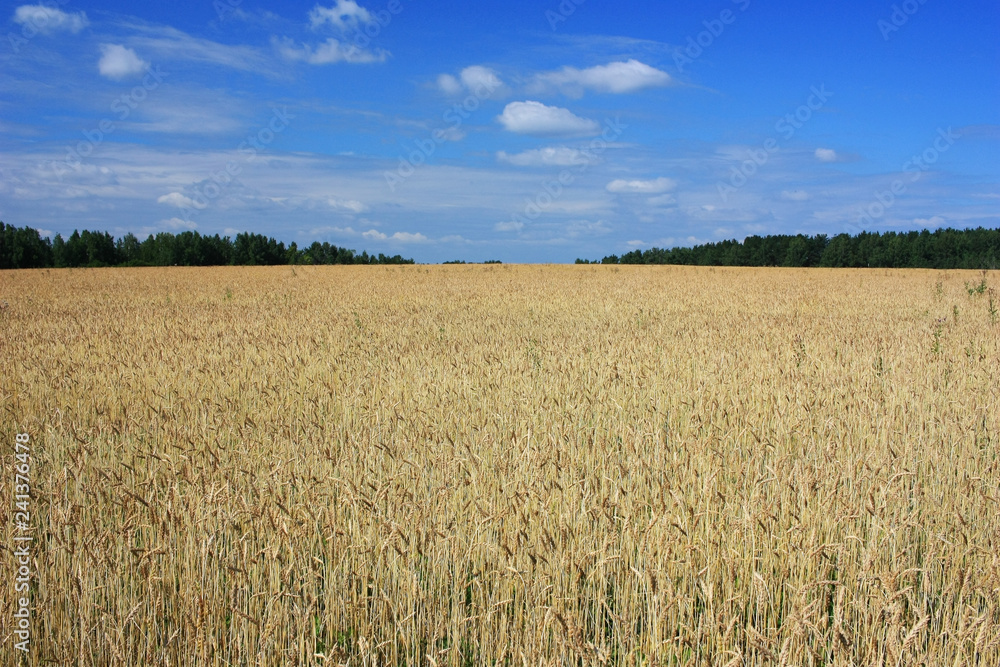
[1,264,998,665]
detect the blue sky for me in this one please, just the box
[1,0,997,262]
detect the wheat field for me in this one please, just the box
[1,265,998,665]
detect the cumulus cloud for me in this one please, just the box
[497,101,599,136]
[534,60,671,96]
[390,231,428,243]
[815,148,839,163]
[914,216,947,228]
[361,229,428,242]
[497,146,594,167]
[361,229,427,242]
[274,36,387,64]
[606,177,676,194]
[98,44,149,80]
[13,4,89,34]
[308,0,372,30]
[437,66,504,96]
[157,192,205,209]
[275,2,389,65]
[781,189,811,201]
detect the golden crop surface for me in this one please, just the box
[1,265,998,666]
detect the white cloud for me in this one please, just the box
[128,24,271,73]
[390,231,428,243]
[497,101,599,136]
[495,220,524,232]
[815,148,839,163]
[157,192,205,209]
[565,219,611,237]
[13,5,89,34]
[361,229,427,242]
[274,36,388,65]
[497,146,593,167]
[437,74,462,95]
[309,1,372,31]
[914,216,946,228]
[280,2,392,65]
[606,177,676,194]
[781,189,811,201]
[328,198,366,213]
[534,60,671,96]
[437,66,504,96]
[459,66,502,94]
[98,44,149,80]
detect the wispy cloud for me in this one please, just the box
[158,216,198,230]
[606,177,676,194]
[497,146,594,167]
[111,21,273,73]
[273,36,388,64]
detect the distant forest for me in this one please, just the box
[3,222,1000,270]
[0,222,414,269]
[579,227,1000,269]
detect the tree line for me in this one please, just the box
[0,223,414,269]
[578,227,1000,269]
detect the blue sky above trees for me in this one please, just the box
[1,0,997,262]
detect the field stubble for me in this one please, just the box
[1,265,998,665]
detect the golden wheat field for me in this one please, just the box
[1,264,999,665]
